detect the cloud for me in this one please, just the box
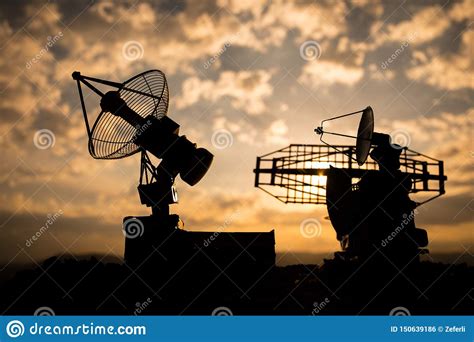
[176,69,274,114]
[448,0,473,22]
[92,1,156,30]
[378,109,473,196]
[360,0,472,69]
[221,0,347,38]
[416,193,473,225]
[380,6,451,46]
[209,114,288,147]
[406,30,474,90]
[265,119,289,145]
[299,60,364,88]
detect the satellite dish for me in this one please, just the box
[75,70,169,159]
[355,106,374,166]
[315,106,381,166]
[72,70,213,187]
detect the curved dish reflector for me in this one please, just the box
[89,70,169,159]
[355,106,374,166]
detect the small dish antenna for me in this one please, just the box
[315,106,400,166]
[355,106,374,165]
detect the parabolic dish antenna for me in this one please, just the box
[315,106,374,166]
[76,70,169,159]
[355,106,374,166]
[73,69,213,187]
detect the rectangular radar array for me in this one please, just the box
[254,144,446,205]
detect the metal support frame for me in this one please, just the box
[254,144,447,205]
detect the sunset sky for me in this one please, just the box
[0,0,472,267]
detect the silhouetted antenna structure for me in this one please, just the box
[71,70,276,274]
[73,70,169,159]
[72,70,213,216]
[255,144,446,205]
[315,106,375,166]
[255,106,447,263]
[255,106,447,206]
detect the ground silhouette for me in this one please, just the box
[1,253,472,315]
